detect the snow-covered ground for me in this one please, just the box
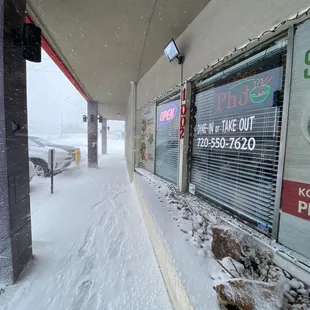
[0,137,171,310]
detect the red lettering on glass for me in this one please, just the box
[218,74,273,111]
[238,85,249,106]
[217,93,227,111]
[227,92,237,109]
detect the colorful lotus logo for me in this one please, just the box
[158,103,178,125]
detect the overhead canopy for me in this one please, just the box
[26,0,210,119]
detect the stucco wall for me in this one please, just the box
[137,0,310,108]
[125,83,138,180]
[125,86,134,179]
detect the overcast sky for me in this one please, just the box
[27,50,124,135]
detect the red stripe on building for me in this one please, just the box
[26,16,90,102]
[281,179,310,221]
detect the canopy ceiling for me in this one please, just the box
[27,0,210,119]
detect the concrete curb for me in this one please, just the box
[134,174,194,310]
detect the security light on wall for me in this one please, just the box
[23,23,42,63]
[164,39,183,64]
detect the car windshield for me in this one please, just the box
[32,137,55,146]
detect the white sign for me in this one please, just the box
[197,116,256,135]
[197,136,256,150]
[196,115,257,150]
[48,149,55,170]
[189,183,196,195]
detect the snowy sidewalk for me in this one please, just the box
[0,154,172,310]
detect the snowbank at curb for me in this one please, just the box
[134,174,194,310]
[134,172,220,310]
[133,168,310,310]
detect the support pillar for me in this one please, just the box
[178,82,191,192]
[88,101,98,168]
[101,118,107,155]
[0,0,32,284]
[130,81,137,178]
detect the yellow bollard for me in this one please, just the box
[75,148,81,166]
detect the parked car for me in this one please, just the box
[28,138,74,177]
[29,161,36,182]
[29,136,80,160]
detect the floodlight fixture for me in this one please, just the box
[164,39,183,64]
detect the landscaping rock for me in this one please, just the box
[216,279,283,310]
[284,291,296,303]
[221,257,245,278]
[289,306,307,310]
[290,279,301,290]
[297,288,308,297]
[212,226,245,262]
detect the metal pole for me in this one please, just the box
[51,149,54,194]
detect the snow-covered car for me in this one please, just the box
[29,161,36,182]
[29,139,74,177]
[29,136,80,160]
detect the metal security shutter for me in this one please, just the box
[155,93,180,184]
[191,40,287,234]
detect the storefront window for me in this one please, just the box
[155,99,180,184]
[191,45,286,234]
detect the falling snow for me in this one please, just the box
[0,138,171,310]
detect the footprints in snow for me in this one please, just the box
[91,185,128,211]
[73,183,130,308]
[78,227,95,258]
[107,231,125,260]
[105,213,118,234]
[98,208,111,227]
[74,229,97,310]
[70,280,93,310]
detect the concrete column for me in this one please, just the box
[88,101,98,168]
[101,118,107,155]
[0,0,32,284]
[178,82,192,192]
[130,81,137,175]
